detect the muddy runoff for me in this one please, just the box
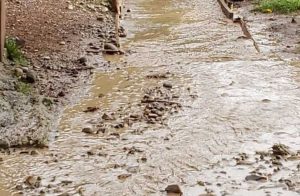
[1,0,300,195]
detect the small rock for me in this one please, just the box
[97,16,105,21]
[87,149,96,155]
[82,127,94,134]
[25,176,41,188]
[59,41,66,45]
[272,144,292,156]
[96,127,106,134]
[103,43,119,54]
[245,174,267,181]
[24,70,36,83]
[57,91,66,97]
[117,173,132,181]
[15,184,23,190]
[83,106,99,113]
[14,68,24,77]
[197,181,205,186]
[127,9,131,12]
[292,17,297,24]
[67,5,74,10]
[42,56,51,60]
[30,150,39,156]
[102,113,115,120]
[163,82,172,89]
[78,56,87,64]
[165,184,182,195]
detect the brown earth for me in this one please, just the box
[0,0,118,147]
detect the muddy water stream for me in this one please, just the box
[1,0,300,195]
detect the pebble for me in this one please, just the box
[14,68,24,77]
[245,174,268,181]
[163,82,173,89]
[42,56,51,60]
[102,113,115,120]
[78,56,87,64]
[165,184,182,195]
[104,43,119,52]
[67,5,74,10]
[24,70,36,83]
[82,127,94,134]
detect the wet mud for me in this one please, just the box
[1,0,300,195]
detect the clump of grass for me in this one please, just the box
[5,37,27,65]
[15,82,32,95]
[256,0,300,13]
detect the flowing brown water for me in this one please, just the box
[1,0,300,195]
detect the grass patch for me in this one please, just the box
[255,0,300,13]
[5,38,27,66]
[15,82,32,95]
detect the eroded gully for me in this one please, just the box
[0,0,300,195]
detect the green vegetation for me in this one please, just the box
[256,0,300,13]
[15,81,32,95]
[5,38,27,65]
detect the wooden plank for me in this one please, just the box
[0,0,6,62]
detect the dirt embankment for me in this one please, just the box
[234,0,300,62]
[0,0,119,147]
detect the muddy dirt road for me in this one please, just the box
[1,0,300,195]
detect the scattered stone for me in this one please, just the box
[67,5,74,10]
[59,41,66,45]
[272,144,292,156]
[78,57,87,64]
[146,73,169,79]
[165,184,182,195]
[236,160,254,165]
[272,160,283,166]
[15,184,23,190]
[117,173,132,181]
[23,70,36,83]
[103,43,119,54]
[98,93,105,98]
[97,16,105,22]
[291,17,297,24]
[163,82,173,89]
[24,176,41,188]
[82,127,94,134]
[126,166,139,173]
[30,150,39,156]
[57,91,66,97]
[262,99,271,103]
[245,174,268,181]
[102,113,115,120]
[127,9,131,12]
[87,149,96,155]
[42,56,51,60]
[14,68,24,77]
[83,106,99,113]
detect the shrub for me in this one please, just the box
[5,38,27,65]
